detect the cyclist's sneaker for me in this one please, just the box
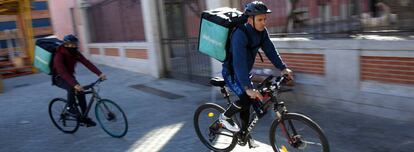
[219,114,240,132]
[247,135,259,149]
[83,117,97,127]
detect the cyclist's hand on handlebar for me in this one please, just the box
[281,68,295,86]
[246,89,263,101]
[74,84,84,92]
[281,68,294,80]
[99,73,107,80]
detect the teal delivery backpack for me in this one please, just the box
[198,7,247,62]
[33,38,63,75]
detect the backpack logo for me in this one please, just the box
[199,19,229,62]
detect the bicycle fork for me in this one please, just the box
[275,109,303,149]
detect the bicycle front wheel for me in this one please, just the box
[95,99,128,138]
[194,103,238,152]
[269,113,329,152]
[48,98,79,134]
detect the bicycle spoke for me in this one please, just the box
[49,98,79,134]
[52,109,63,115]
[302,140,323,146]
[99,102,112,114]
[215,132,234,138]
[271,114,328,152]
[194,103,237,151]
[95,99,128,138]
[62,118,77,121]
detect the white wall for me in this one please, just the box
[211,39,414,99]
[87,42,151,75]
[49,0,76,38]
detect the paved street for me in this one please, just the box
[1,65,413,152]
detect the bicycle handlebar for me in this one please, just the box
[257,74,289,92]
[83,78,104,90]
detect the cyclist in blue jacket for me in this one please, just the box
[219,1,294,147]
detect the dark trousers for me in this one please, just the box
[222,68,261,132]
[54,76,87,114]
[236,93,254,132]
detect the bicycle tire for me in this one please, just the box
[194,103,238,152]
[95,99,128,138]
[269,113,330,152]
[48,98,79,134]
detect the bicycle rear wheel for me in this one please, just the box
[48,98,79,134]
[193,103,238,152]
[269,113,329,152]
[95,99,128,138]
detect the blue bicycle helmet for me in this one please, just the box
[63,34,79,43]
[244,1,272,16]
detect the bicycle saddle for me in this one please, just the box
[210,77,226,87]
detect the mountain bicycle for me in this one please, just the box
[48,78,128,138]
[194,75,329,151]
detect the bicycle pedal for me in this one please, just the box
[238,140,247,146]
[237,137,248,146]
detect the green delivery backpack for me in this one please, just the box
[198,7,247,62]
[33,38,63,75]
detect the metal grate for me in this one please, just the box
[130,84,184,100]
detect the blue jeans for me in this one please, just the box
[222,67,252,96]
[54,76,87,114]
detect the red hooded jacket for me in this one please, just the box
[53,46,102,87]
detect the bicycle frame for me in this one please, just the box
[74,79,103,119]
[218,75,297,142]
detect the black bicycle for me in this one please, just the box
[48,78,128,138]
[194,75,329,151]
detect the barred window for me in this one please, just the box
[87,0,146,43]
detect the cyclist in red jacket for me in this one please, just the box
[52,34,106,127]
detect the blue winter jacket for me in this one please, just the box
[223,23,286,89]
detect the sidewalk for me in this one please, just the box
[0,65,413,152]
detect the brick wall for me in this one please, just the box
[254,52,325,75]
[125,49,148,59]
[88,46,148,59]
[361,56,414,84]
[104,48,119,56]
[89,48,100,55]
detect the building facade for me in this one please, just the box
[0,0,53,78]
[49,0,414,120]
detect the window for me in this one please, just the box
[0,40,7,49]
[87,0,145,42]
[32,1,49,10]
[165,3,186,38]
[0,21,17,30]
[32,18,51,27]
[11,39,17,47]
[0,39,18,49]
